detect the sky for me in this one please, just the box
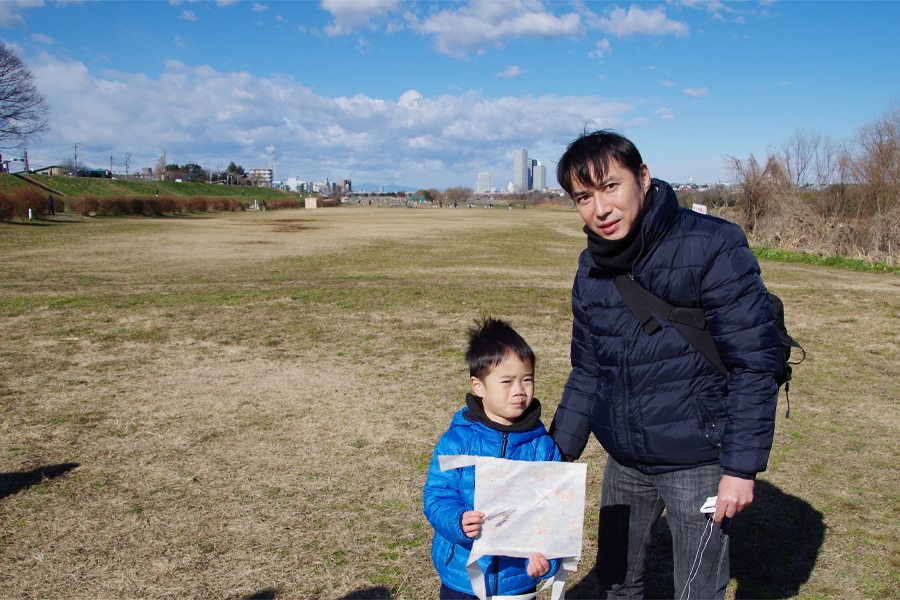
[1,0,898,190]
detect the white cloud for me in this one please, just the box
[29,57,645,187]
[0,0,43,29]
[320,0,401,36]
[31,32,55,44]
[174,36,187,49]
[591,5,688,38]
[252,3,268,12]
[683,87,709,98]
[411,1,585,58]
[497,66,526,78]
[658,80,675,87]
[654,107,675,121]
[179,10,197,21]
[589,39,611,59]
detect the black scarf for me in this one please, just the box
[585,184,656,272]
[463,393,542,433]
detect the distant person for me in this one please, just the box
[549,130,783,599]
[46,194,54,216]
[423,317,562,599]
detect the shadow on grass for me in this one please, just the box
[237,586,394,599]
[0,462,79,499]
[567,480,825,599]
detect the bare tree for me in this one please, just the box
[444,186,472,205]
[852,100,900,217]
[0,43,48,148]
[727,153,790,235]
[778,129,820,187]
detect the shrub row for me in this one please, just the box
[67,195,255,216]
[0,190,313,221]
[0,187,60,221]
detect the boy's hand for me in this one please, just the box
[526,552,550,578]
[461,511,484,538]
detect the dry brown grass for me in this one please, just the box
[0,206,898,598]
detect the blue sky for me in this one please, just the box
[2,0,898,190]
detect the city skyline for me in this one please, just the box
[1,2,898,189]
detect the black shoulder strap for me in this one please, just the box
[613,273,729,378]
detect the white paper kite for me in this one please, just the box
[439,455,588,600]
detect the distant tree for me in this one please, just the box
[727,153,790,235]
[0,43,48,148]
[225,161,245,175]
[445,186,472,204]
[182,163,208,182]
[59,157,83,174]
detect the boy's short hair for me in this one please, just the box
[466,317,535,381]
[556,130,644,198]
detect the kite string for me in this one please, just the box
[678,516,715,600]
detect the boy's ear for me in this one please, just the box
[470,376,483,396]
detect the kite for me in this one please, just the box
[439,455,588,600]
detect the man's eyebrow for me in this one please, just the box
[573,176,614,192]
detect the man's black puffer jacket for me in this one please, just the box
[550,180,783,477]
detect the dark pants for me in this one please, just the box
[594,458,730,600]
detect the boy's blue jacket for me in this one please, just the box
[423,395,562,596]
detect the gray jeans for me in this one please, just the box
[594,457,729,600]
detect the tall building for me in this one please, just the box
[477,172,492,194]
[532,161,546,191]
[513,149,529,193]
[248,168,273,187]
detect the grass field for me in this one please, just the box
[1,207,898,599]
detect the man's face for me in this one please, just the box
[571,159,651,240]
[470,354,535,426]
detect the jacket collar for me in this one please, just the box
[463,393,543,433]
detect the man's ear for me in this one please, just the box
[470,376,483,396]
[639,163,651,191]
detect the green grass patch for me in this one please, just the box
[753,247,900,273]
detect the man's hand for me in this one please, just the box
[461,510,484,538]
[714,475,754,523]
[526,552,551,578]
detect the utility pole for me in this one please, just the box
[23,150,28,172]
[110,155,114,174]
[73,142,79,174]
[125,152,132,180]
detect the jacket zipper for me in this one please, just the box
[492,432,509,597]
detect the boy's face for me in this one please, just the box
[570,159,651,240]
[470,354,535,426]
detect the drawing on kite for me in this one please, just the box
[555,489,580,534]
[516,514,549,547]
[484,507,517,531]
[530,466,557,482]
[482,467,517,497]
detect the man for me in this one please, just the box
[549,131,782,599]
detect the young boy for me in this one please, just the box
[423,317,562,599]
